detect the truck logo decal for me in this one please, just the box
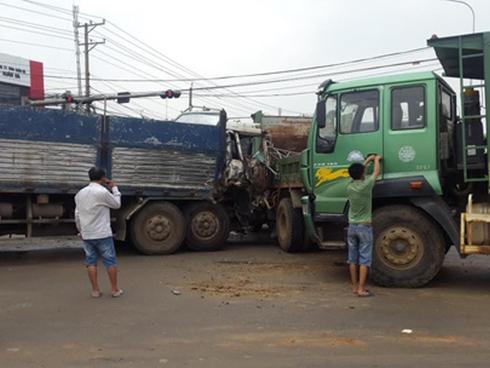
[398,146,416,163]
[315,167,349,187]
[347,150,364,162]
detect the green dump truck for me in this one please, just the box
[266,31,490,287]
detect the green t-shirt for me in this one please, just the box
[347,175,376,224]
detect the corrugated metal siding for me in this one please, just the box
[112,147,216,190]
[0,138,96,186]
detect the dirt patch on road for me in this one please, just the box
[189,276,307,299]
[187,259,330,299]
[398,334,484,347]
[215,260,325,273]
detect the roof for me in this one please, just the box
[427,32,489,80]
[323,71,439,93]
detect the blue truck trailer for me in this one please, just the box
[0,105,254,254]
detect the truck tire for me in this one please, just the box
[276,198,305,253]
[371,205,445,288]
[130,202,186,255]
[185,202,230,251]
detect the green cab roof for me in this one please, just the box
[322,71,438,94]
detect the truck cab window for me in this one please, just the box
[391,86,425,130]
[339,90,379,134]
[441,88,452,120]
[317,96,337,152]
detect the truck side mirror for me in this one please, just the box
[316,100,326,128]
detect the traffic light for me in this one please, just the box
[62,92,74,104]
[160,89,181,99]
[117,92,131,104]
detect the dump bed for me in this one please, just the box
[0,106,225,198]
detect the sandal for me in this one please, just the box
[357,290,373,297]
[112,289,124,298]
[91,290,102,298]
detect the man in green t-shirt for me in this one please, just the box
[347,155,382,297]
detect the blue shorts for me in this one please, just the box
[347,224,373,267]
[82,237,117,268]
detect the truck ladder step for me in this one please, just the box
[462,114,486,120]
[462,52,484,59]
[318,240,346,250]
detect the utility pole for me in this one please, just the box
[72,5,82,97]
[78,19,105,109]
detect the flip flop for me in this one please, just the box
[112,289,124,298]
[357,290,373,298]
[91,291,102,298]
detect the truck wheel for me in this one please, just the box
[276,198,305,253]
[130,202,185,255]
[371,205,445,288]
[185,202,230,251]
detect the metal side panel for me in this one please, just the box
[0,138,97,192]
[109,116,226,195]
[111,146,217,191]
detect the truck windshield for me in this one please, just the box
[175,113,220,125]
[340,90,379,134]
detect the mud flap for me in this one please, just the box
[301,196,321,244]
[410,196,460,255]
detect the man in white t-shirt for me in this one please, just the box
[75,167,123,298]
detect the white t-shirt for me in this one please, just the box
[75,182,121,240]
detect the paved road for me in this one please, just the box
[1,240,489,367]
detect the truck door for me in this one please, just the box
[313,89,383,215]
[382,83,437,184]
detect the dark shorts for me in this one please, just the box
[347,224,373,267]
[82,237,117,268]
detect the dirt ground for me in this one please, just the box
[1,239,490,367]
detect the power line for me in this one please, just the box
[4,0,299,114]
[193,62,443,98]
[100,22,298,114]
[0,37,72,51]
[195,91,314,98]
[35,57,439,95]
[189,58,438,91]
[93,31,261,113]
[0,15,72,35]
[0,23,73,40]
[0,1,72,21]
[71,46,433,83]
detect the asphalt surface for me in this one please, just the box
[1,239,490,367]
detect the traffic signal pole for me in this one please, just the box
[28,90,182,107]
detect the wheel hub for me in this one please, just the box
[191,211,219,240]
[377,227,424,270]
[145,215,171,241]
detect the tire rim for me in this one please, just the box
[191,211,220,240]
[376,226,424,270]
[145,215,171,241]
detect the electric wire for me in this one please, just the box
[0,1,72,21]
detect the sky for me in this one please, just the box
[0,0,489,120]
